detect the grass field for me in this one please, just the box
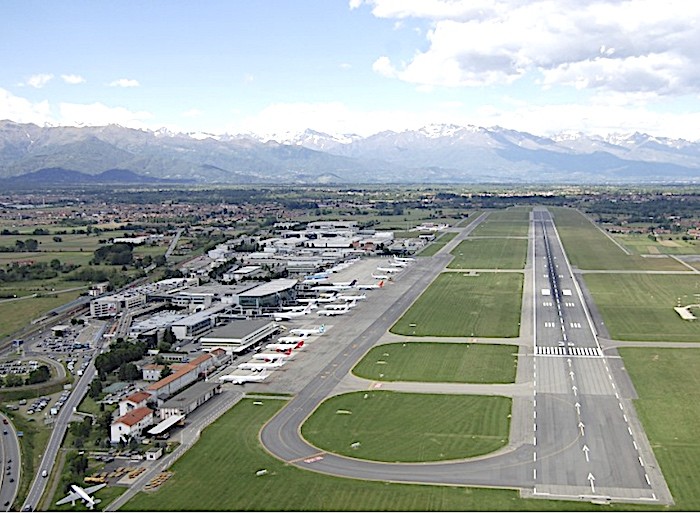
[614,233,700,256]
[550,208,688,271]
[125,399,651,511]
[584,273,700,342]
[391,273,523,337]
[0,291,83,340]
[352,342,518,383]
[302,391,511,462]
[620,348,700,510]
[448,238,527,269]
[470,208,531,237]
[418,232,457,256]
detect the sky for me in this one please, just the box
[2,0,700,140]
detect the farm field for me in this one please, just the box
[620,348,700,510]
[302,392,511,463]
[391,273,523,337]
[613,233,700,256]
[550,208,688,271]
[583,274,700,342]
[418,232,457,257]
[448,238,527,269]
[352,342,518,384]
[125,399,649,512]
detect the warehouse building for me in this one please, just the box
[158,381,222,420]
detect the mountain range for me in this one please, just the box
[1,120,698,184]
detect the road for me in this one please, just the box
[258,208,672,506]
[21,323,107,513]
[0,413,20,511]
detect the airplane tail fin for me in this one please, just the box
[379,280,384,288]
[350,279,357,286]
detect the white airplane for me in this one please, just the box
[280,303,315,312]
[302,273,329,284]
[318,306,350,316]
[56,483,106,510]
[337,293,366,301]
[267,341,305,351]
[252,352,293,361]
[389,260,408,267]
[394,256,415,262]
[324,301,357,310]
[290,325,326,337]
[277,335,305,344]
[312,279,357,292]
[238,360,286,371]
[357,280,384,290]
[219,373,269,384]
[274,304,314,321]
[371,273,389,280]
[376,267,401,273]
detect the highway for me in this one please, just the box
[21,323,107,513]
[259,208,671,506]
[0,413,20,511]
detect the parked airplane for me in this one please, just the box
[376,267,401,273]
[371,273,389,280]
[358,280,384,289]
[290,325,326,336]
[312,279,357,292]
[389,260,407,267]
[278,335,306,343]
[252,351,293,361]
[238,360,286,371]
[274,304,314,321]
[324,301,357,310]
[219,373,269,384]
[302,273,330,284]
[267,341,305,351]
[280,303,316,311]
[394,256,415,262]
[55,484,106,510]
[337,293,366,301]
[318,306,350,316]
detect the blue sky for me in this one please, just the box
[3,0,700,139]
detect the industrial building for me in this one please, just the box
[158,381,221,420]
[199,319,278,353]
[237,279,297,309]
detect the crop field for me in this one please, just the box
[613,233,700,256]
[126,399,642,512]
[418,232,457,256]
[620,348,700,510]
[448,238,527,269]
[302,391,511,462]
[583,273,700,342]
[550,208,688,271]
[392,272,523,337]
[352,342,518,383]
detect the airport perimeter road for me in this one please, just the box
[529,208,669,504]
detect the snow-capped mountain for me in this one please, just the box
[0,120,698,184]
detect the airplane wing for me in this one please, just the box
[84,483,107,494]
[55,491,81,506]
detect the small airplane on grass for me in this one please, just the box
[55,483,106,510]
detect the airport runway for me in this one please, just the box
[260,208,672,506]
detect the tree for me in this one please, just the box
[25,365,51,385]
[88,377,103,399]
[118,362,141,381]
[160,365,173,378]
[4,374,23,387]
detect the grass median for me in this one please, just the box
[352,342,518,383]
[391,272,523,337]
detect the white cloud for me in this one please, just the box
[348,0,363,9]
[108,78,140,88]
[59,102,152,127]
[182,108,202,118]
[61,74,86,85]
[361,0,700,95]
[26,73,54,89]
[0,88,53,124]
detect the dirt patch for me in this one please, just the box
[659,240,681,247]
[646,246,661,254]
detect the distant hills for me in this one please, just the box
[1,120,698,184]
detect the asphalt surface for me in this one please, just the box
[0,413,20,511]
[258,209,672,506]
[21,322,107,513]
